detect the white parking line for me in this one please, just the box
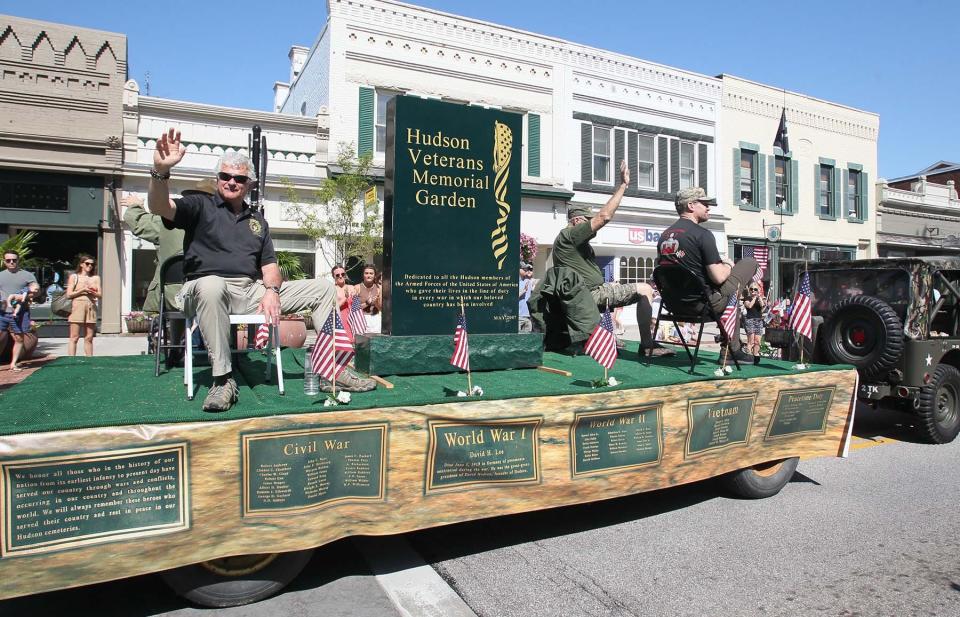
[354,535,478,617]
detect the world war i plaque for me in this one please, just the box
[356,95,542,375]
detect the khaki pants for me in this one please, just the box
[182,276,336,377]
[699,258,759,351]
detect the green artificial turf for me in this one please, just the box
[0,343,845,436]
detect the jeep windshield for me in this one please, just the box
[807,268,910,322]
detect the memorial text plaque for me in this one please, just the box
[242,424,387,517]
[425,417,541,493]
[1,444,189,557]
[685,394,757,458]
[766,387,835,439]
[571,405,663,477]
[384,95,523,335]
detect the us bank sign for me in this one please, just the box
[627,227,663,246]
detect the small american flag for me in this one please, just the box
[789,271,813,340]
[450,312,470,371]
[310,311,354,381]
[253,323,271,350]
[720,292,739,340]
[348,295,368,336]
[743,245,769,284]
[584,307,618,369]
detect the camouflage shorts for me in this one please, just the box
[591,282,641,309]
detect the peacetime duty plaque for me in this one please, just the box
[425,417,542,493]
[241,424,387,517]
[1,443,189,557]
[571,404,663,477]
[685,394,757,458]
[766,387,835,439]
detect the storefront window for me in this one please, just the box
[619,256,655,284]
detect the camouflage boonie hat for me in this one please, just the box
[567,206,594,220]
[675,187,717,208]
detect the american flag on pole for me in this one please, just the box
[774,108,790,155]
[310,311,354,380]
[584,307,618,369]
[789,271,813,340]
[347,294,368,336]
[450,312,470,371]
[720,293,740,340]
[742,245,769,286]
[253,323,271,350]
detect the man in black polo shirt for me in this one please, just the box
[148,128,375,411]
[657,187,757,363]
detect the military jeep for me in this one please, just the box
[771,256,960,444]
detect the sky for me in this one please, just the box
[5,0,957,179]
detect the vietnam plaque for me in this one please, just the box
[571,405,663,477]
[242,424,387,517]
[1,443,189,557]
[766,387,835,439]
[685,394,757,458]
[425,417,542,493]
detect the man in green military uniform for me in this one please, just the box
[552,160,672,357]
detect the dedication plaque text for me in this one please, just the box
[242,424,386,517]
[685,394,757,458]
[1,444,189,557]
[571,405,663,477]
[426,417,541,493]
[766,387,835,439]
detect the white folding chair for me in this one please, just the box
[184,314,285,401]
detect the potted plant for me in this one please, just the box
[0,321,39,365]
[124,311,152,334]
[520,232,538,266]
[264,251,309,348]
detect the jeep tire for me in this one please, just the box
[916,364,960,444]
[822,295,903,381]
[720,457,799,499]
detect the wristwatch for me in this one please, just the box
[265,285,281,294]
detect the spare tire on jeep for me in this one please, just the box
[822,295,903,381]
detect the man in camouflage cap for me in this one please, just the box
[657,187,758,363]
[552,161,673,357]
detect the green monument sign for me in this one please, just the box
[685,394,757,458]
[383,95,523,336]
[766,387,834,439]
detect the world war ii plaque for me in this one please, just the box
[242,424,386,517]
[383,95,522,336]
[685,394,757,458]
[766,387,835,439]
[571,405,663,477]
[425,417,541,493]
[1,444,189,557]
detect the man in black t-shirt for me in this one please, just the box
[147,128,375,412]
[657,187,757,361]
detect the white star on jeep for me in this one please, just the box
[925,354,932,366]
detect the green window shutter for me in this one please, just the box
[527,113,540,177]
[580,123,592,184]
[768,155,777,210]
[860,171,869,221]
[627,132,638,190]
[832,167,842,218]
[614,129,625,176]
[698,143,708,193]
[842,168,850,218]
[358,87,374,157]
[670,139,680,193]
[813,164,821,216]
[657,136,668,191]
[756,153,766,210]
[732,147,741,207]
[789,159,799,214]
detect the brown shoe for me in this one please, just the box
[202,378,238,412]
[647,345,676,358]
[321,368,377,393]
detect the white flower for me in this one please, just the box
[457,390,468,397]
[793,363,807,370]
[723,365,733,374]
[336,391,352,404]
[471,385,484,396]
[323,398,336,407]
[607,376,619,386]
[714,368,725,377]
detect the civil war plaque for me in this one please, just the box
[766,387,835,439]
[425,417,541,493]
[1,443,189,557]
[383,95,523,336]
[242,424,387,517]
[684,394,757,458]
[571,405,663,477]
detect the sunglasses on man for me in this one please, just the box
[3,258,17,263]
[217,172,250,184]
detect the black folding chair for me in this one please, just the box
[651,260,741,372]
[154,255,187,377]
